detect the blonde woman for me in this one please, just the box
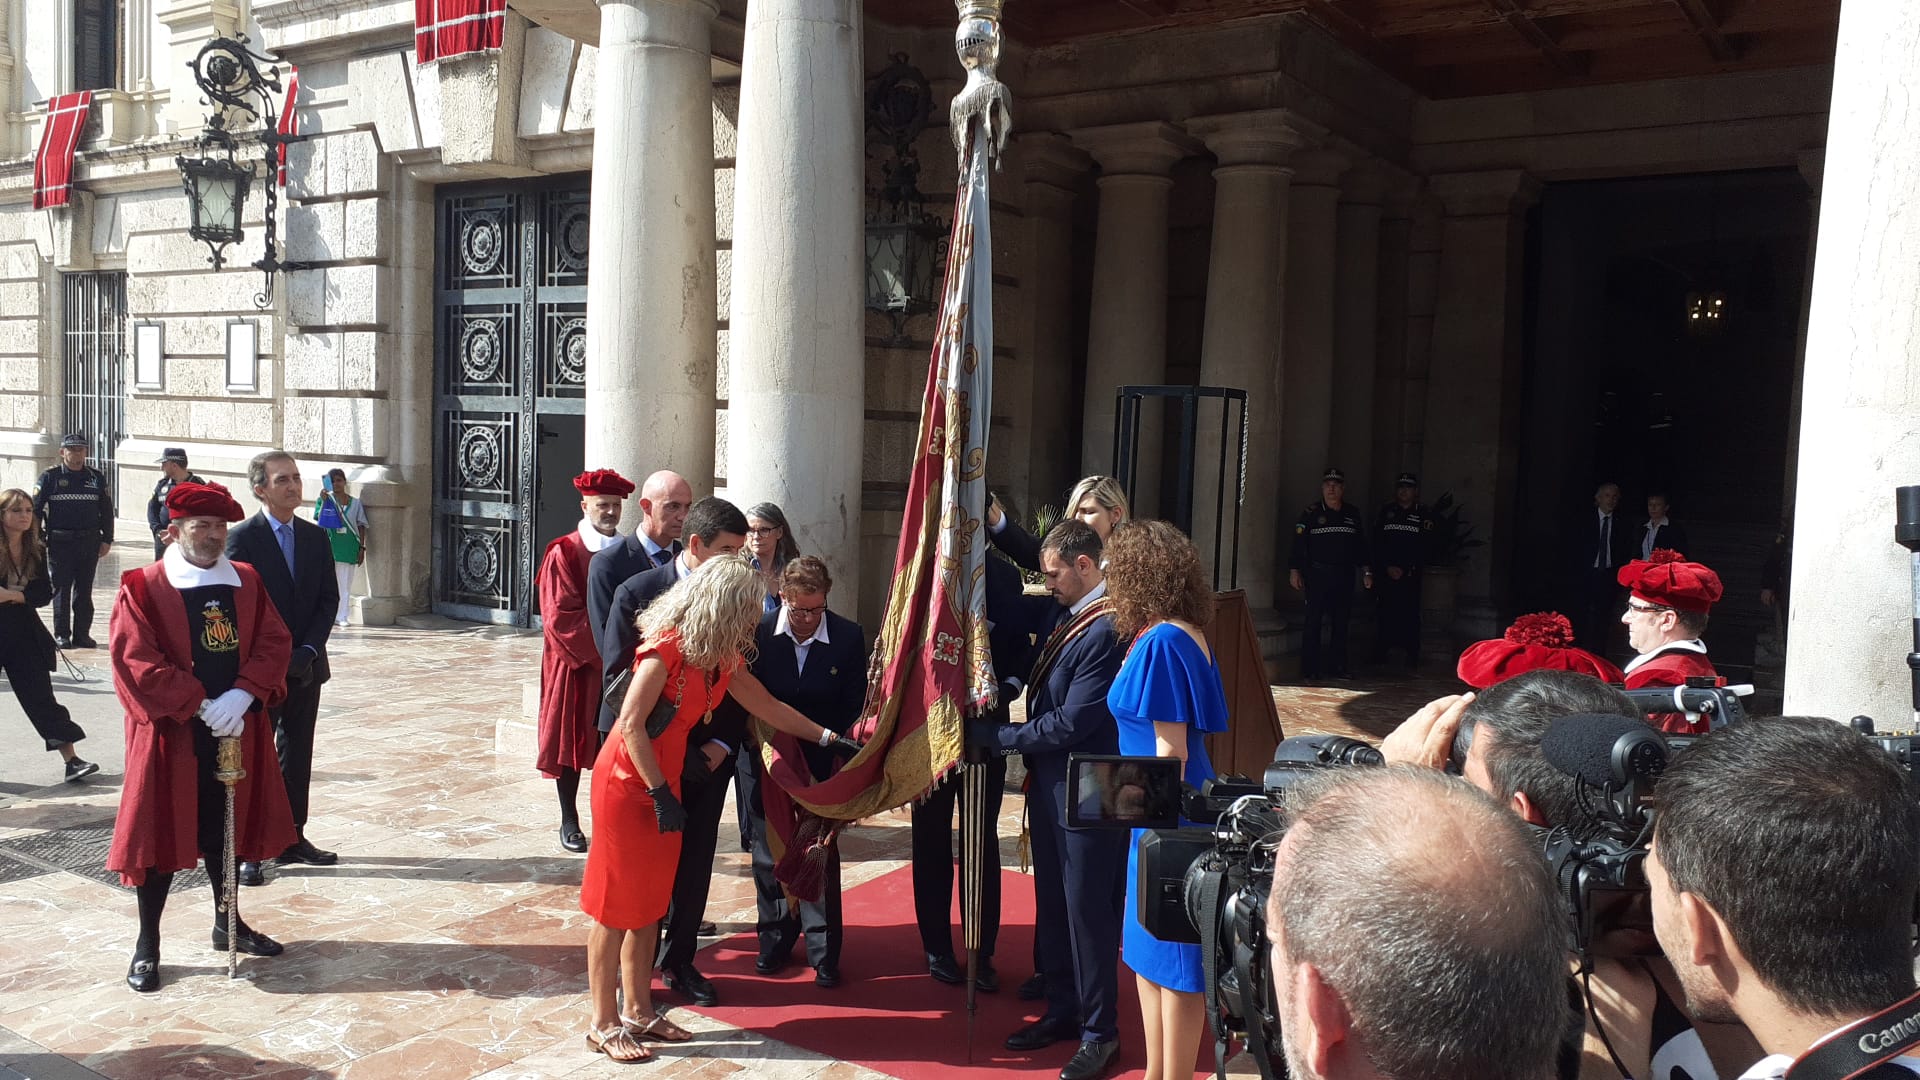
[988,475,1131,570]
[0,488,94,781]
[580,554,857,1063]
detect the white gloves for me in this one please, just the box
[199,689,253,738]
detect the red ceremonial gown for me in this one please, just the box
[1625,645,1721,735]
[106,560,297,885]
[536,530,601,777]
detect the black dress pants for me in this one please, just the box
[1301,565,1356,679]
[1029,772,1127,1043]
[911,751,1005,961]
[1372,570,1421,663]
[743,747,843,970]
[657,755,734,971]
[274,678,323,830]
[46,532,100,640]
[0,640,84,749]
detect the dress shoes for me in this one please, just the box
[927,953,964,986]
[275,838,338,866]
[126,950,160,993]
[974,962,1000,994]
[663,963,718,1006]
[1059,1039,1120,1080]
[211,922,284,957]
[698,920,718,936]
[238,860,265,887]
[754,945,792,976]
[559,826,588,853]
[70,636,98,649]
[1017,971,1047,1001]
[1005,1017,1078,1052]
[813,965,841,989]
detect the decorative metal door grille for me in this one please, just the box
[61,271,128,486]
[433,181,589,624]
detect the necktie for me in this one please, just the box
[277,520,296,578]
[653,545,674,567]
[1597,515,1610,569]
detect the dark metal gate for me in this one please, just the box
[61,271,128,485]
[432,180,589,624]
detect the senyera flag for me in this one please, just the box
[759,132,999,901]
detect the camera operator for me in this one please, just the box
[1381,670,1761,1080]
[1648,715,1920,1079]
[1267,766,1569,1080]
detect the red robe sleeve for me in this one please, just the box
[539,535,597,670]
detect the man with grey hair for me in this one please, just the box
[1268,767,1571,1080]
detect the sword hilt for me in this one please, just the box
[215,734,246,785]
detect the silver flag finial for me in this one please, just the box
[951,0,1011,165]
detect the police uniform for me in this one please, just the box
[146,450,204,560]
[1372,474,1431,668]
[1290,470,1370,680]
[33,436,114,646]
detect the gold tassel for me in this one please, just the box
[1016,800,1031,873]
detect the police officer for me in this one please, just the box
[145,448,203,560]
[32,433,114,648]
[1288,467,1371,681]
[1371,472,1431,669]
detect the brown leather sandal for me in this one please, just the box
[624,1011,694,1043]
[587,1024,653,1063]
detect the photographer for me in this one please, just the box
[1382,670,1761,1080]
[1648,716,1920,1079]
[1267,766,1569,1080]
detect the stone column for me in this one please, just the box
[1073,121,1201,516]
[0,0,13,158]
[1423,170,1540,634]
[1188,110,1315,606]
[1016,132,1089,512]
[1370,187,1415,498]
[583,0,718,506]
[1397,197,1443,476]
[1784,1,1920,725]
[159,0,242,134]
[1279,148,1349,510]
[725,0,864,610]
[1779,149,1824,516]
[1331,163,1387,511]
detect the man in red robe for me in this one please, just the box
[1617,549,1725,734]
[538,468,632,852]
[108,481,296,993]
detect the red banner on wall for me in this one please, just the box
[32,92,94,210]
[414,0,506,64]
[277,68,299,188]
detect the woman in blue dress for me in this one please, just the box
[1103,519,1228,1080]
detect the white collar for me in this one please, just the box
[162,544,243,589]
[1647,516,1670,529]
[1623,637,1708,675]
[1070,579,1108,617]
[674,552,694,580]
[577,518,616,553]
[640,530,673,560]
[775,604,830,646]
[1598,507,1614,520]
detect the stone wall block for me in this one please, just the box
[0,282,40,315]
[715,246,731,325]
[285,330,345,391]
[715,329,731,398]
[287,269,326,326]
[350,52,424,155]
[287,138,327,201]
[286,203,346,264]
[343,198,390,261]
[563,42,597,132]
[324,130,389,199]
[284,397,324,453]
[127,397,189,440]
[0,242,40,280]
[125,230,239,274]
[518,26,576,138]
[715,167,735,243]
[712,84,739,159]
[0,358,39,389]
[323,265,386,326]
[325,397,387,456]
[231,401,275,443]
[341,332,382,391]
[127,271,277,316]
[154,355,222,397]
[188,400,238,441]
[0,319,41,355]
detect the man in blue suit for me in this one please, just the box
[970,519,1125,1080]
[740,555,867,987]
[584,469,691,657]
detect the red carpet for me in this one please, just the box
[687,865,1210,1080]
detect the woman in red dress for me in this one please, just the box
[582,554,859,1063]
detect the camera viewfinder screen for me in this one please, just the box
[1066,754,1183,830]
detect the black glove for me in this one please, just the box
[648,784,687,833]
[286,647,316,685]
[965,720,1004,754]
[828,735,863,761]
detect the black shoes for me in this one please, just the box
[1060,1039,1120,1080]
[663,963,718,1006]
[238,861,265,887]
[1005,1017,1078,1052]
[126,948,160,993]
[755,942,792,975]
[275,838,338,866]
[1018,971,1047,1000]
[211,922,284,956]
[927,953,964,985]
[70,636,98,649]
[698,920,718,936]
[975,962,1000,994]
[813,965,841,989]
[53,635,70,649]
[64,757,99,782]
[559,826,588,853]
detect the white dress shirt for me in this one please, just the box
[774,603,830,676]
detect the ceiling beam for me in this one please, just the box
[1304,0,1439,96]
[1668,0,1738,61]
[1483,0,1587,75]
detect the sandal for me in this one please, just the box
[624,1011,694,1043]
[587,1025,653,1063]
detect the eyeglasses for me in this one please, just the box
[1625,600,1673,617]
[747,527,782,537]
[785,600,827,617]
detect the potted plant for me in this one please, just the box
[1422,492,1484,635]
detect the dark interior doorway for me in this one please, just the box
[1512,168,1813,679]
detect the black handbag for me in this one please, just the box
[603,667,684,740]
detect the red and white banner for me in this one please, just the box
[276,68,299,187]
[32,91,94,210]
[414,0,506,64]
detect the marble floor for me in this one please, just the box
[0,554,1451,1080]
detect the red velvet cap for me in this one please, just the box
[572,469,635,498]
[166,481,245,523]
[1616,549,1723,614]
[1455,612,1626,689]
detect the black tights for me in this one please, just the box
[556,768,582,830]
[133,723,242,956]
[131,853,238,957]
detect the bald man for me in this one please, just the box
[1269,768,1571,1080]
[584,470,692,640]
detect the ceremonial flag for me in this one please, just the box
[414,0,506,64]
[276,68,299,188]
[33,92,93,210]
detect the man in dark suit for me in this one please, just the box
[1572,481,1636,652]
[585,470,691,646]
[225,450,339,885]
[911,547,1040,994]
[969,520,1126,1080]
[741,555,866,987]
[1637,492,1690,561]
[595,497,748,1007]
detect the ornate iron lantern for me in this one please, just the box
[864,54,946,345]
[175,34,308,308]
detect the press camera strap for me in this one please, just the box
[1785,987,1920,1080]
[1197,865,1230,1080]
